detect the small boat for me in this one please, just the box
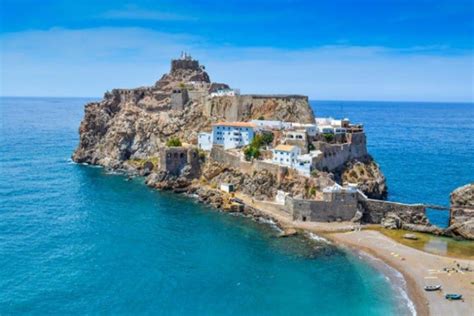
[445,294,463,300]
[424,285,441,291]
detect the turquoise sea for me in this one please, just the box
[1,97,472,315]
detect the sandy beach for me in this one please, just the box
[234,192,474,316]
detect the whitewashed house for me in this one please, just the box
[318,125,335,134]
[212,122,256,149]
[272,144,301,167]
[251,119,284,130]
[198,132,212,151]
[290,123,318,136]
[294,150,322,176]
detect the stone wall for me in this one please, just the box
[210,146,288,182]
[285,195,359,222]
[159,146,200,177]
[204,94,314,123]
[171,89,189,111]
[171,59,200,72]
[359,198,425,224]
[314,132,368,171]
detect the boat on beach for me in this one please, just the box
[445,294,463,300]
[424,285,441,291]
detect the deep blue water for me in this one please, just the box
[312,101,474,227]
[1,97,471,315]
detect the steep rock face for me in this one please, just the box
[447,183,474,240]
[73,58,314,168]
[339,157,387,199]
[205,95,314,123]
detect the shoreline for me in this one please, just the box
[76,162,473,315]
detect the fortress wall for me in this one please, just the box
[285,196,358,222]
[204,94,314,123]
[210,146,287,181]
[360,198,425,224]
[314,133,368,171]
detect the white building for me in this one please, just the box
[251,119,284,130]
[334,127,347,135]
[272,144,301,167]
[294,150,322,176]
[198,132,212,151]
[212,122,256,150]
[290,123,318,136]
[283,130,307,142]
[210,88,237,98]
[318,125,335,134]
[220,183,235,193]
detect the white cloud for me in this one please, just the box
[1,27,473,102]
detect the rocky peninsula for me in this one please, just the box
[73,54,473,316]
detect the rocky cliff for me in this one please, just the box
[73,58,315,168]
[339,157,388,199]
[446,183,474,240]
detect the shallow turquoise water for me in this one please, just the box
[312,101,474,227]
[2,97,469,314]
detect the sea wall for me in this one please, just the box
[285,195,359,222]
[359,198,425,224]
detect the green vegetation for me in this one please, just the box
[308,187,317,196]
[244,146,260,161]
[257,115,265,120]
[323,133,334,142]
[308,142,315,151]
[127,157,159,169]
[244,132,274,161]
[166,137,182,147]
[310,170,319,177]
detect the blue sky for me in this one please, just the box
[1,0,473,101]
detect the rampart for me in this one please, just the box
[359,198,425,223]
[314,132,368,171]
[210,146,288,182]
[204,94,314,123]
[286,195,359,222]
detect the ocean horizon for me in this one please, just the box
[1,97,472,314]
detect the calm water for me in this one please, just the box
[1,97,471,315]
[312,101,474,227]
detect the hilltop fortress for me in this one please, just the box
[73,53,471,240]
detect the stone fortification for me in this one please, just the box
[313,132,368,171]
[204,94,314,123]
[73,56,313,168]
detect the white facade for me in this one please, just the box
[294,150,322,176]
[220,183,235,193]
[212,122,256,150]
[198,132,212,151]
[291,123,318,136]
[210,88,236,98]
[334,127,347,135]
[283,130,307,142]
[318,125,335,134]
[275,190,289,205]
[272,145,301,167]
[251,119,284,130]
